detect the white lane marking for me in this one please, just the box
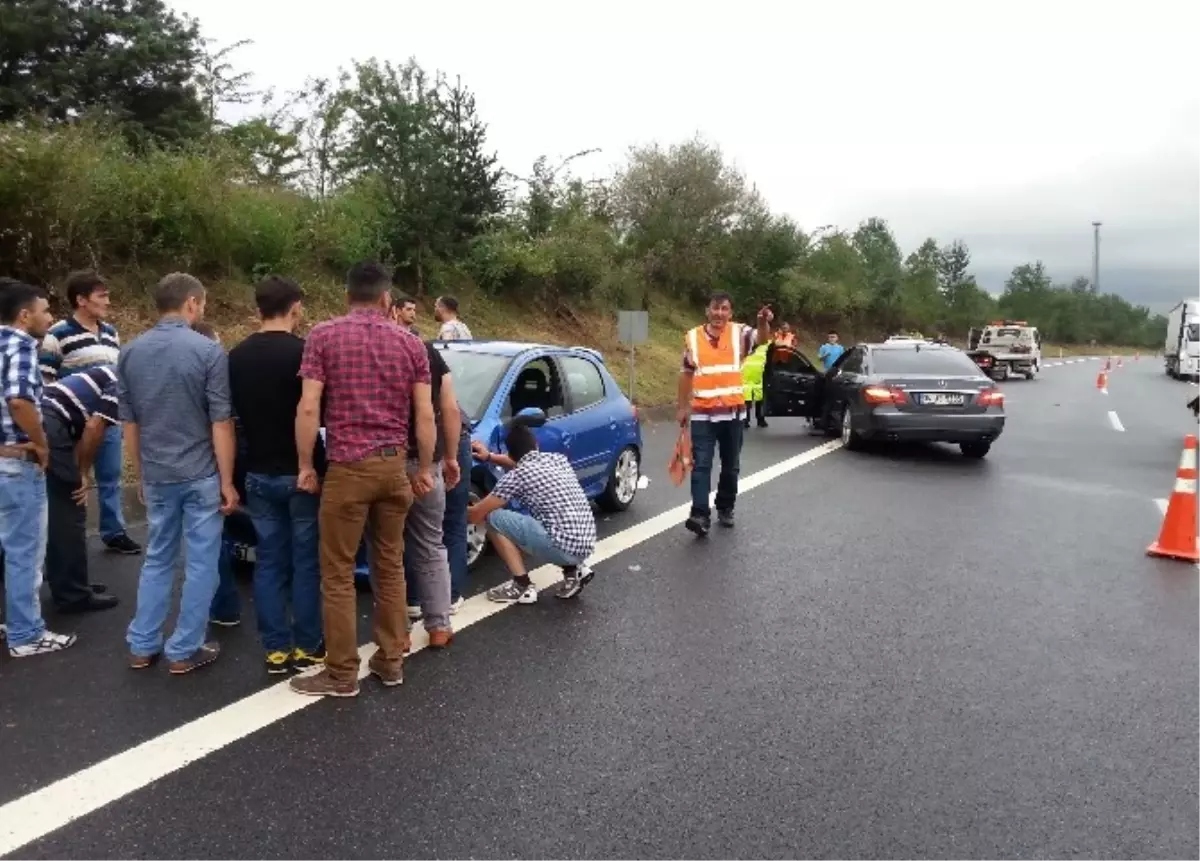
[1107,411,1125,432]
[636,475,650,490]
[1155,497,1168,516]
[0,440,844,855]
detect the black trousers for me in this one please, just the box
[44,414,93,608]
[742,400,766,426]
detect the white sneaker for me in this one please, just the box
[449,595,465,614]
[406,605,422,621]
[486,580,538,605]
[9,630,77,658]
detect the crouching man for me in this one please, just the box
[469,424,596,603]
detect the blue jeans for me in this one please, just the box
[689,418,744,517]
[442,431,471,601]
[126,474,224,661]
[95,422,126,541]
[244,473,321,653]
[209,538,241,623]
[0,459,48,647]
[486,508,582,568]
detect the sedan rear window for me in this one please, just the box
[871,349,983,376]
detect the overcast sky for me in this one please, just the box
[168,0,1199,311]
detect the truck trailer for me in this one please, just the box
[1164,299,1200,380]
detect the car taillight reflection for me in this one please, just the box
[976,388,1005,407]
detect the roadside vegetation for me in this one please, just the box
[1,0,1166,408]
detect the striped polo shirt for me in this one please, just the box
[39,316,120,382]
[42,365,120,440]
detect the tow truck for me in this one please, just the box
[966,321,1042,381]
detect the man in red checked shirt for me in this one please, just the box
[290,262,437,698]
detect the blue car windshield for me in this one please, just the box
[438,350,512,421]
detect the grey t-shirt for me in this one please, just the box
[117,318,232,484]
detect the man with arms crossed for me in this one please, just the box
[120,273,238,674]
[291,262,435,698]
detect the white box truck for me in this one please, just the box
[1164,299,1200,380]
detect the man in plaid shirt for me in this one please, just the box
[0,280,77,657]
[469,423,597,603]
[291,262,436,698]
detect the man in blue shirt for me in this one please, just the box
[119,272,238,675]
[817,330,845,370]
[0,279,77,657]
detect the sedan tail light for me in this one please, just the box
[976,388,1005,407]
[863,385,908,405]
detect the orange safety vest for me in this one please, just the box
[687,323,747,413]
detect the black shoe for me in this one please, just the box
[104,534,142,555]
[684,514,711,537]
[91,583,108,594]
[742,420,751,429]
[757,420,768,428]
[717,510,735,528]
[58,593,120,614]
[291,646,326,671]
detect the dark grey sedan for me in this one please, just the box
[762,341,1006,458]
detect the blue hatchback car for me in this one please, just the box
[437,340,644,569]
[226,340,644,574]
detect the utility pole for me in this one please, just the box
[1091,221,1102,293]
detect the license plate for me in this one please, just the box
[917,393,966,406]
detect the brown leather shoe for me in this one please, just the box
[289,668,360,698]
[427,628,453,649]
[128,651,159,670]
[367,654,404,687]
[167,642,221,675]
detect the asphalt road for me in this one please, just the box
[1,355,1196,859]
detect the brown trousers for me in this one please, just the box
[319,452,413,681]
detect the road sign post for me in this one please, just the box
[617,310,650,403]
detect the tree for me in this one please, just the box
[335,58,502,292]
[0,0,207,144]
[194,38,260,127]
[937,239,973,304]
[853,217,905,332]
[614,136,752,304]
[900,238,945,330]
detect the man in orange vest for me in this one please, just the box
[676,292,773,536]
[773,323,796,349]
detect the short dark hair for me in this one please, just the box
[65,270,106,309]
[346,262,391,304]
[0,281,47,324]
[154,272,205,313]
[706,291,733,308]
[391,290,416,308]
[255,275,303,320]
[191,321,218,341]
[437,295,459,313]
[504,423,538,462]
[827,329,839,336]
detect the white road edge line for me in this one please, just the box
[1155,498,1168,516]
[1107,411,1125,432]
[0,440,845,855]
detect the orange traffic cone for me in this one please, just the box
[1096,370,1108,393]
[1147,435,1199,562]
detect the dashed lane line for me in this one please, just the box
[1108,411,1126,432]
[0,441,845,856]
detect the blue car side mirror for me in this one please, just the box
[511,407,548,429]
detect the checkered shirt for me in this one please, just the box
[299,308,431,464]
[493,451,597,560]
[0,325,43,446]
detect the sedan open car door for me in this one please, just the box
[762,344,823,418]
